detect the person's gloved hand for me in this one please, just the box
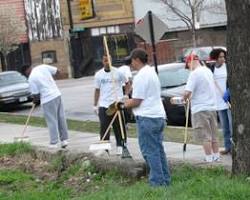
[223,89,230,103]
[106,101,124,116]
[93,106,99,115]
[32,94,40,105]
[115,101,125,110]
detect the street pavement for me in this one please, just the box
[0,123,232,170]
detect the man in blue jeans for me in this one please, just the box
[124,48,171,186]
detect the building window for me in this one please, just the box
[91,26,120,36]
[42,51,57,64]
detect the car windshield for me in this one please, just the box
[158,67,190,88]
[0,73,27,87]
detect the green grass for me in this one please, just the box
[1,165,250,200]
[0,113,223,145]
[0,143,249,200]
[0,142,33,157]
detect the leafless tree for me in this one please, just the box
[159,0,226,47]
[0,6,26,71]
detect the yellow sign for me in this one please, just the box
[79,0,94,20]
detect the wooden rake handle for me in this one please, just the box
[21,103,36,137]
[101,111,119,141]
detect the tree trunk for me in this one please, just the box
[225,0,250,175]
[191,27,197,48]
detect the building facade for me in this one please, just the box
[61,0,136,78]
[0,0,30,72]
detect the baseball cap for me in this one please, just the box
[185,54,199,65]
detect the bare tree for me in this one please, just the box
[225,0,250,175]
[0,6,26,71]
[159,0,226,47]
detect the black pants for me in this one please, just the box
[98,107,127,147]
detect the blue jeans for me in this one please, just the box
[218,109,232,151]
[136,116,171,186]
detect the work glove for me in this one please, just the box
[93,106,99,115]
[106,101,124,116]
[223,88,230,103]
[32,94,40,105]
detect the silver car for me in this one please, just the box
[0,71,32,105]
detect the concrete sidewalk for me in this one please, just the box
[0,123,232,169]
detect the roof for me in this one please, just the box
[133,0,227,32]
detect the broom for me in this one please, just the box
[14,103,36,142]
[89,111,118,151]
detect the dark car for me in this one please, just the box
[158,63,191,127]
[0,71,32,106]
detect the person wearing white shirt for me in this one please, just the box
[94,54,128,155]
[124,48,171,187]
[184,54,219,163]
[22,63,68,149]
[209,48,232,155]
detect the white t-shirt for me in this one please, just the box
[28,64,61,105]
[95,67,126,108]
[213,64,229,110]
[132,65,166,118]
[118,65,132,84]
[185,66,217,114]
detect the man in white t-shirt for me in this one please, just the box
[124,48,171,187]
[209,48,232,155]
[94,54,128,155]
[22,64,69,149]
[183,54,219,163]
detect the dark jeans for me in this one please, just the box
[218,109,232,151]
[98,107,126,147]
[136,116,171,186]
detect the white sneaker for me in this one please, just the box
[116,146,123,155]
[61,140,68,148]
[49,143,59,149]
[204,155,213,163]
[213,156,221,162]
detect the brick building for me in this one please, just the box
[0,0,30,72]
[24,0,71,79]
[133,0,227,63]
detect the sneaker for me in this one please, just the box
[204,155,213,163]
[49,143,59,149]
[116,146,123,155]
[213,156,221,162]
[61,140,68,148]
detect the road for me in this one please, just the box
[2,76,99,121]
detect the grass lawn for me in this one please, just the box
[0,143,249,200]
[0,113,224,146]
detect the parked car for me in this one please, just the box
[126,63,191,126]
[158,63,191,127]
[0,71,32,106]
